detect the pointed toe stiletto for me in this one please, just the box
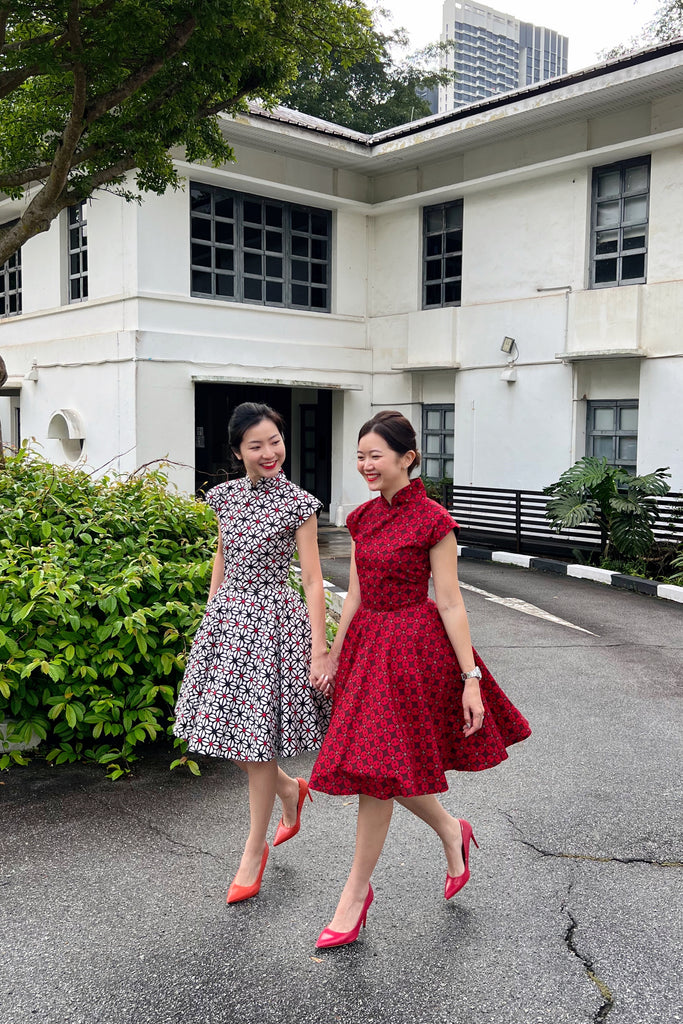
[226,843,269,904]
[444,819,479,900]
[316,885,374,949]
[273,777,312,847]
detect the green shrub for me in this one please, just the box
[0,448,216,777]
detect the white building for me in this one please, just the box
[439,0,569,112]
[2,42,683,521]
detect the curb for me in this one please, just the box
[458,546,683,605]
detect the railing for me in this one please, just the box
[446,484,683,557]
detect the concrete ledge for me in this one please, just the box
[529,557,569,575]
[492,551,532,567]
[657,584,683,603]
[458,546,493,560]
[611,574,659,596]
[566,565,615,584]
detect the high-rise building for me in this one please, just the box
[439,1,569,112]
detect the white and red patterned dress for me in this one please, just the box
[173,472,331,761]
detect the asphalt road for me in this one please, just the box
[2,558,682,1024]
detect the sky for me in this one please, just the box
[379,0,662,70]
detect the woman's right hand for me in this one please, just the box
[310,652,338,697]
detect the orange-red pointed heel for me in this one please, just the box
[316,885,374,949]
[226,843,269,904]
[273,777,312,847]
[444,819,479,900]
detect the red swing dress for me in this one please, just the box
[309,478,531,799]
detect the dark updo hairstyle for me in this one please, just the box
[358,410,421,474]
[228,402,286,471]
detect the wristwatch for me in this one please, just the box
[461,666,482,682]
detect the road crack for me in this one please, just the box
[563,885,615,1024]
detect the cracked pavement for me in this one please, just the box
[1,558,681,1024]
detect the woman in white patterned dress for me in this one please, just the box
[174,402,333,903]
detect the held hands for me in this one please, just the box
[310,652,338,699]
[462,680,486,738]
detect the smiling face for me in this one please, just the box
[236,418,286,483]
[357,430,416,503]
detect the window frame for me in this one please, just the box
[422,200,464,310]
[0,221,22,318]
[590,157,650,289]
[422,403,455,480]
[67,202,88,303]
[586,399,639,474]
[189,183,332,313]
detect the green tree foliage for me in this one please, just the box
[0,0,376,264]
[543,456,671,559]
[0,448,217,776]
[285,25,456,133]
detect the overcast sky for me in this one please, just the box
[379,0,662,70]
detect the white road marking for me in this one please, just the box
[459,581,599,635]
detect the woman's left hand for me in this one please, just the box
[462,681,485,737]
[310,653,337,698]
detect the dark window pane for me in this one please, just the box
[192,270,212,293]
[426,235,442,257]
[291,235,309,257]
[311,287,327,308]
[243,201,262,224]
[291,259,309,282]
[595,258,617,284]
[426,209,443,233]
[215,248,234,271]
[192,244,212,268]
[243,226,262,249]
[445,255,462,278]
[215,221,234,245]
[71,279,81,300]
[623,227,645,251]
[214,196,233,219]
[265,205,282,227]
[244,277,262,301]
[70,228,80,251]
[9,293,17,313]
[425,284,441,305]
[291,284,308,305]
[82,278,88,299]
[426,260,442,281]
[622,253,645,280]
[215,273,234,297]
[0,298,5,315]
[70,253,80,275]
[291,210,309,232]
[445,204,463,229]
[244,252,262,276]
[311,263,327,284]
[444,280,461,304]
[595,230,618,255]
[265,255,282,277]
[265,230,283,253]
[191,217,211,241]
[311,238,327,261]
[190,186,212,213]
[266,280,283,303]
[8,271,16,290]
[82,250,88,272]
[444,230,462,254]
[311,213,328,235]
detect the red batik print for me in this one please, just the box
[310,478,531,799]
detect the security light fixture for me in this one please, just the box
[501,337,516,355]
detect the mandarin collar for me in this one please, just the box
[238,469,286,494]
[381,477,426,508]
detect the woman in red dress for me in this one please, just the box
[309,410,531,948]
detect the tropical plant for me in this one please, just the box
[543,457,670,559]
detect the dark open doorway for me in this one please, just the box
[194,382,332,508]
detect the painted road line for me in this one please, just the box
[459,581,599,636]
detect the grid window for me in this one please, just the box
[0,222,22,318]
[423,201,463,309]
[422,404,455,480]
[190,183,331,311]
[586,400,638,474]
[68,202,88,302]
[591,158,650,288]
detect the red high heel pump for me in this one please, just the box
[226,843,269,904]
[444,819,479,900]
[273,777,312,847]
[316,885,374,949]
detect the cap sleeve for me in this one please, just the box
[345,504,364,540]
[292,486,322,527]
[427,503,460,547]
[205,483,227,512]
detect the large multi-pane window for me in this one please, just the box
[0,223,22,318]
[423,200,463,309]
[190,183,331,311]
[591,158,650,288]
[422,404,455,479]
[68,202,88,302]
[586,400,638,474]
